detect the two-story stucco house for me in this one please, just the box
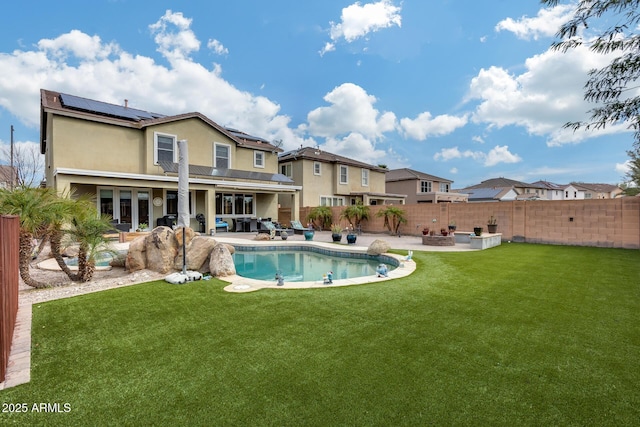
[385,168,466,203]
[40,89,300,233]
[277,147,405,209]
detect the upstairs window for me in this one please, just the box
[362,169,369,186]
[439,182,449,192]
[154,133,176,164]
[420,180,432,193]
[339,165,348,184]
[254,151,264,168]
[215,143,231,169]
[314,162,321,175]
[280,163,292,178]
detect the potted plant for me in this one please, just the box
[281,231,288,240]
[304,223,315,241]
[448,221,456,232]
[440,228,448,236]
[422,227,429,236]
[136,222,149,232]
[487,216,498,233]
[330,224,343,242]
[473,226,483,236]
[346,225,357,244]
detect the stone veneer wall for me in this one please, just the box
[297,197,640,249]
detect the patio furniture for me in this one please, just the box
[215,217,229,232]
[290,220,313,235]
[259,221,293,237]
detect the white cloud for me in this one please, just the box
[484,145,522,167]
[320,132,387,166]
[434,145,521,167]
[207,39,228,55]
[399,112,468,140]
[467,44,623,145]
[306,83,397,139]
[149,10,201,62]
[615,161,631,176]
[323,0,401,53]
[37,29,118,60]
[495,3,575,40]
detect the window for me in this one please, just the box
[154,133,176,164]
[439,183,449,192]
[165,190,194,217]
[280,163,292,178]
[254,151,264,168]
[215,193,254,215]
[362,169,369,186]
[420,180,432,193]
[214,143,231,169]
[320,196,345,206]
[339,165,348,184]
[314,162,321,176]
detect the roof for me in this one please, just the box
[571,182,621,193]
[385,168,452,184]
[278,146,387,172]
[158,161,294,184]
[40,89,282,154]
[463,177,544,190]
[465,187,515,201]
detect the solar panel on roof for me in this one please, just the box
[59,93,164,121]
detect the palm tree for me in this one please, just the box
[376,206,407,236]
[340,202,370,233]
[0,186,61,288]
[64,199,115,283]
[307,205,333,230]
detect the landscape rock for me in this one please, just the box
[125,235,147,272]
[174,226,196,247]
[367,239,391,255]
[145,227,178,273]
[209,243,236,277]
[173,236,217,271]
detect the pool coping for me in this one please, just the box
[213,237,416,293]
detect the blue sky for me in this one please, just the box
[0,0,634,188]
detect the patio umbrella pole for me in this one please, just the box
[178,139,189,276]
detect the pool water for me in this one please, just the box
[232,249,396,282]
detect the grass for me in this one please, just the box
[1,243,639,426]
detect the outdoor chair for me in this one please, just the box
[259,221,292,237]
[215,217,229,232]
[290,220,313,235]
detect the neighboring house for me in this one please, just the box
[277,147,405,208]
[40,89,300,232]
[385,168,467,203]
[0,165,17,189]
[532,180,622,200]
[460,177,539,202]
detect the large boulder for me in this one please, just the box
[209,242,236,277]
[174,226,196,247]
[173,236,217,271]
[145,227,178,273]
[126,235,147,272]
[367,239,391,256]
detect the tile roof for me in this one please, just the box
[278,147,387,172]
[385,168,452,183]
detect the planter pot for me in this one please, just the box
[473,227,483,236]
[441,231,448,236]
[346,233,357,244]
[448,226,456,232]
[487,224,498,233]
[304,230,315,241]
[331,233,342,242]
[422,229,429,235]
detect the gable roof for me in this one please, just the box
[40,89,282,154]
[278,147,387,172]
[385,168,452,184]
[463,177,541,190]
[571,182,621,193]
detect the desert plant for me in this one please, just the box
[376,206,407,236]
[340,202,370,231]
[307,206,333,230]
[330,223,343,234]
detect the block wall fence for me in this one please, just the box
[299,197,640,249]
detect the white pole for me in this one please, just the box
[177,139,189,275]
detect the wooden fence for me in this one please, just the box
[0,215,19,383]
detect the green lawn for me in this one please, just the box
[1,244,639,426]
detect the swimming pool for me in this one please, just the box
[232,246,398,282]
